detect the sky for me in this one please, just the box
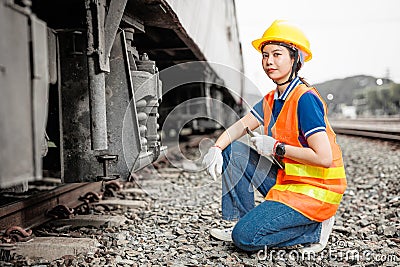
[235,0,400,95]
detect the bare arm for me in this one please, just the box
[284,131,333,168]
[214,112,260,150]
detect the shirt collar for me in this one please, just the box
[273,76,303,100]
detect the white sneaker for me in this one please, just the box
[299,216,335,254]
[210,226,234,242]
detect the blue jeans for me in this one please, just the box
[221,141,321,251]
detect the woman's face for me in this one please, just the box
[261,44,294,84]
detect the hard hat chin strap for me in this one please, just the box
[273,48,299,86]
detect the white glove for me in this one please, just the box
[250,132,277,156]
[202,146,223,180]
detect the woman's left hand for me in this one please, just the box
[250,132,277,156]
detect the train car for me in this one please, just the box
[0,0,244,188]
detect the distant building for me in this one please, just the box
[340,105,357,119]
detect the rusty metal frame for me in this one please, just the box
[0,182,103,231]
[84,0,129,151]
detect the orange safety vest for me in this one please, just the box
[262,84,347,222]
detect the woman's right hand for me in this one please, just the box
[202,146,223,180]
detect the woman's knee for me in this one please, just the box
[231,221,258,252]
[231,224,248,250]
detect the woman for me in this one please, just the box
[202,20,346,253]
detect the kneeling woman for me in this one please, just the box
[202,20,346,253]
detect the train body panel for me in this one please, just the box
[0,0,244,188]
[0,2,49,188]
[163,0,244,102]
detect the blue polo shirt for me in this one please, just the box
[250,77,326,147]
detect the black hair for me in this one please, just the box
[285,46,303,74]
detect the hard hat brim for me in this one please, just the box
[252,37,312,62]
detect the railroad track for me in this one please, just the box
[0,133,211,244]
[330,117,400,141]
[0,182,103,232]
[0,179,109,244]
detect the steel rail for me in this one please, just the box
[0,182,102,231]
[330,118,400,141]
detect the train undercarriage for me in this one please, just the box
[0,0,243,188]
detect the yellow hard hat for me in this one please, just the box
[252,20,312,62]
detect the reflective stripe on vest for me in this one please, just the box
[285,163,346,179]
[272,184,343,205]
[262,84,347,222]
